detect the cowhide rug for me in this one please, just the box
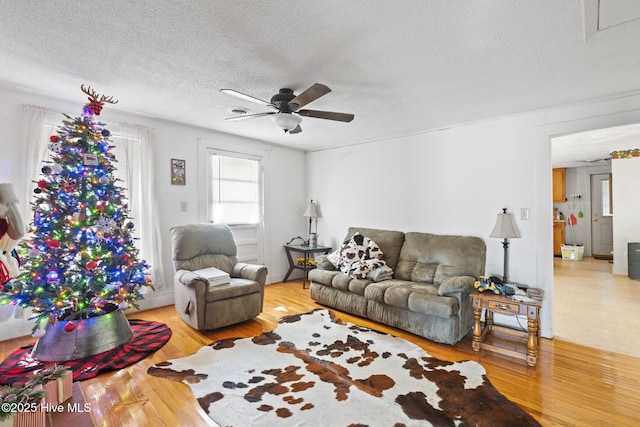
[147,309,540,427]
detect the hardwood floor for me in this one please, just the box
[553,256,640,358]
[2,281,640,426]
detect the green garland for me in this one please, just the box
[0,384,46,420]
[610,149,640,159]
[26,364,71,386]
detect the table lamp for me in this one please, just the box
[489,208,521,283]
[303,200,320,247]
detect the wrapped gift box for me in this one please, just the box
[14,384,45,427]
[14,408,45,427]
[57,369,73,403]
[42,370,72,405]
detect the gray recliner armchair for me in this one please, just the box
[170,223,267,330]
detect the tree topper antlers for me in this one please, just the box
[81,84,118,116]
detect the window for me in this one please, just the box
[208,153,261,224]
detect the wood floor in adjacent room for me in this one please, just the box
[1,280,639,426]
[553,256,640,359]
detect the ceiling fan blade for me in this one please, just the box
[288,124,302,134]
[297,109,354,122]
[288,83,331,109]
[220,89,275,108]
[225,112,276,121]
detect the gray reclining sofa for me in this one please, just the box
[309,227,486,344]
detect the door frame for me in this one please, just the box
[590,172,614,259]
[538,107,640,340]
[575,165,612,257]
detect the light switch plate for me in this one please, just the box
[521,208,530,220]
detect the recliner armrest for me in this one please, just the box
[438,275,477,296]
[175,269,207,286]
[232,263,268,286]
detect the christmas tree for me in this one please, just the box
[3,85,152,332]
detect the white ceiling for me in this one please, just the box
[552,123,640,168]
[2,1,640,152]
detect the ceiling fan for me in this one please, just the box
[220,83,354,134]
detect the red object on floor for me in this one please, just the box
[0,319,171,385]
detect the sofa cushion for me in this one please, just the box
[347,278,372,296]
[331,273,353,291]
[308,268,340,286]
[345,227,405,270]
[407,291,458,318]
[396,232,486,284]
[205,278,261,302]
[315,254,337,270]
[364,280,458,318]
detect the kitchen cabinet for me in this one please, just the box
[553,221,565,256]
[552,168,566,202]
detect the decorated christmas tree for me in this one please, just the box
[3,85,152,334]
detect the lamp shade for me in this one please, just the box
[273,113,302,132]
[303,200,319,218]
[490,210,521,239]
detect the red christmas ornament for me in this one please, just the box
[86,261,98,270]
[96,205,105,212]
[49,135,58,142]
[122,254,130,261]
[64,323,76,332]
[46,239,60,248]
[37,180,48,189]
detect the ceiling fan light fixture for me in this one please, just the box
[272,113,302,133]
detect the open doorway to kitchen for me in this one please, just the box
[551,123,640,357]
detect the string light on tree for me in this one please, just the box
[2,85,154,335]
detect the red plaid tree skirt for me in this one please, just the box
[0,320,171,384]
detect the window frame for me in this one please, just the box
[204,148,263,226]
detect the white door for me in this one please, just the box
[590,173,613,259]
[207,151,263,265]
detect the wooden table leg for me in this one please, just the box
[283,248,295,282]
[472,306,482,352]
[526,306,539,367]
[302,253,310,289]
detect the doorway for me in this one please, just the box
[590,173,613,259]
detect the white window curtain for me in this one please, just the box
[112,122,165,289]
[18,105,59,222]
[19,105,166,290]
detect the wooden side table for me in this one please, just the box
[283,244,332,289]
[471,292,541,367]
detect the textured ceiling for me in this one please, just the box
[1,1,640,152]
[552,123,640,168]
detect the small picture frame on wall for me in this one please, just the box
[171,159,186,185]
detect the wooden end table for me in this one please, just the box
[283,244,332,289]
[471,292,541,367]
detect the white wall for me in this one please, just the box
[612,156,640,275]
[307,91,640,339]
[0,84,306,339]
